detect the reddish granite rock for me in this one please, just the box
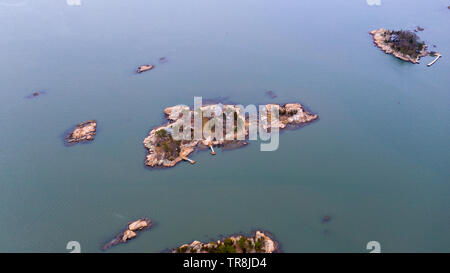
[137,64,154,73]
[102,218,152,251]
[65,120,97,144]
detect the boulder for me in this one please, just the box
[128,219,149,231]
[122,230,136,242]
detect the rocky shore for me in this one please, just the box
[65,120,97,144]
[173,230,278,253]
[102,218,152,250]
[370,28,428,63]
[143,103,318,168]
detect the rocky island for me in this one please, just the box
[137,64,154,73]
[143,102,318,168]
[102,218,152,250]
[173,231,278,253]
[370,28,429,63]
[65,120,97,144]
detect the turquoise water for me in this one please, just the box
[0,0,449,252]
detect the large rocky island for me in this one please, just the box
[143,103,318,168]
[370,28,428,63]
[173,231,278,253]
[370,28,436,64]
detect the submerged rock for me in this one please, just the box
[265,90,277,99]
[137,64,155,73]
[172,230,278,253]
[159,57,168,64]
[65,120,97,144]
[102,218,152,250]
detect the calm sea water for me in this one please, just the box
[0,0,449,252]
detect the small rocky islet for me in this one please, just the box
[143,103,318,168]
[136,64,155,73]
[369,28,441,66]
[65,120,97,144]
[173,231,278,253]
[137,57,168,73]
[102,218,152,250]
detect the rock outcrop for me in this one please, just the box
[172,230,278,253]
[128,219,150,231]
[137,65,154,73]
[65,120,97,144]
[143,103,318,168]
[102,218,152,250]
[122,230,137,242]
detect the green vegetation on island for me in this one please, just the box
[172,231,278,253]
[370,28,429,63]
